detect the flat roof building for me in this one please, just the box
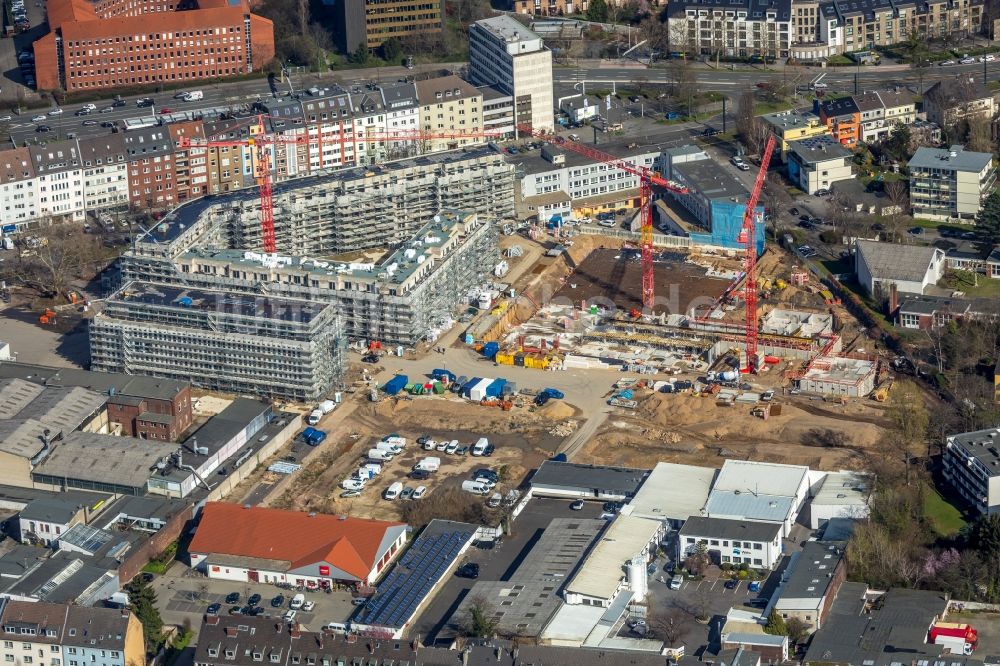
[530,461,649,500]
[786,135,854,195]
[773,541,847,633]
[907,145,997,221]
[678,516,783,570]
[624,462,716,528]
[809,471,871,528]
[943,427,1000,516]
[709,460,810,536]
[796,356,878,398]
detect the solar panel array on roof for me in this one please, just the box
[360,529,474,628]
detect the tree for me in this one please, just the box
[648,606,687,645]
[463,595,499,638]
[884,380,928,485]
[884,179,910,233]
[350,42,370,65]
[764,609,787,635]
[4,223,102,301]
[586,0,608,22]
[977,191,1000,247]
[127,576,164,655]
[380,38,403,64]
[735,90,769,155]
[967,116,994,153]
[785,617,808,646]
[880,125,913,163]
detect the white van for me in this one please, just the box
[669,575,683,590]
[384,481,403,500]
[367,449,393,461]
[289,593,305,610]
[472,437,489,456]
[307,409,322,425]
[184,90,204,101]
[461,480,490,495]
[375,441,403,454]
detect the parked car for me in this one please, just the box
[702,126,720,136]
[228,606,243,615]
[206,603,222,616]
[730,156,750,171]
[445,440,460,455]
[225,592,240,604]
[409,469,430,480]
[455,563,480,579]
[248,593,262,606]
[455,445,469,455]
[813,188,830,196]
[270,594,284,608]
[724,579,739,589]
[960,57,976,64]
[400,486,415,500]
[412,485,427,499]
[570,499,585,511]
[283,610,297,622]
[301,600,315,612]
[908,226,924,235]
[940,59,957,66]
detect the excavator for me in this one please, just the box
[873,377,894,402]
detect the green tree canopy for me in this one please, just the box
[976,191,1000,246]
[351,42,370,65]
[127,576,164,655]
[586,0,608,22]
[380,38,402,64]
[764,609,788,636]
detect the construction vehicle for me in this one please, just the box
[873,378,894,402]
[38,309,56,325]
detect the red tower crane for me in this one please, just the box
[176,117,498,253]
[514,124,689,311]
[738,134,777,374]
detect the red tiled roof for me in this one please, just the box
[46,0,97,31]
[59,5,249,41]
[189,503,404,580]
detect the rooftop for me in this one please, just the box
[510,140,659,177]
[32,432,176,490]
[925,77,992,107]
[948,427,1000,475]
[671,158,750,203]
[760,109,824,131]
[18,497,81,525]
[898,294,972,317]
[6,385,107,434]
[678,516,782,543]
[183,398,271,452]
[530,461,649,497]
[113,283,330,324]
[704,490,795,524]
[0,362,189,401]
[565,515,661,600]
[414,75,481,106]
[909,145,993,173]
[856,240,944,283]
[666,0,792,20]
[473,14,543,43]
[776,541,845,604]
[787,135,853,164]
[0,418,57,460]
[713,460,808,498]
[813,471,872,507]
[802,355,877,385]
[189,503,406,580]
[804,585,949,666]
[625,462,716,523]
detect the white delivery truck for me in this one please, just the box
[382,435,407,448]
[184,90,204,101]
[375,441,403,454]
[384,482,403,500]
[317,400,336,414]
[461,480,491,495]
[290,593,305,610]
[307,409,323,425]
[367,448,393,461]
[472,437,489,456]
[414,456,440,472]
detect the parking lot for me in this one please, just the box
[151,562,359,638]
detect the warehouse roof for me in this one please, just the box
[531,461,649,497]
[33,432,175,490]
[678,516,782,543]
[625,462,716,523]
[813,471,872,507]
[704,490,794,524]
[189,503,406,580]
[0,418,57,460]
[713,460,808,498]
[18,498,80,525]
[11,386,106,433]
[856,240,944,283]
[0,378,45,419]
[183,398,270,452]
[565,515,661,601]
[0,362,189,401]
[671,159,749,202]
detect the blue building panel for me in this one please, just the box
[708,200,765,255]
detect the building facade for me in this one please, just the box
[325,0,444,52]
[416,76,484,152]
[666,0,793,59]
[786,135,854,194]
[77,134,130,212]
[817,0,985,53]
[943,427,1000,516]
[908,145,996,221]
[924,78,997,127]
[29,141,85,223]
[33,0,274,92]
[760,110,830,162]
[678,516,783,569]
[469,16,554,132]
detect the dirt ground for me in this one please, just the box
[581,388,890,470]
[553,248,732,313]
[271,396,576,521]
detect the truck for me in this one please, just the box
[413,456,440,472]
[934,635,975,656]
[930,623,977,655]
[317,400,336,414]
[307,409,323,426]
[382,375,408,396]
[367,449,393,461]
[432,368,457,384]
[472,437,490,456]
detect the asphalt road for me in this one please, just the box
[5,55,996,146]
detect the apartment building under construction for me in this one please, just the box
[107,148,513,365]
[90,283,344,401]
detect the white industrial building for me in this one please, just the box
[808,471,872,529]
[855,240,946,297]
[469,16,554,133]
[678,516,784,569]
[563,515,664,607]
[706,460,810,538]
[623,462,717,528]
[796,356,878,398]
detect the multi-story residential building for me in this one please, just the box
[416,75,484,152]
[90,282,345,401]
[760,109,830,162]
[202,117,258,193]
[908,145,996,221]
[818,0,984,52]
[325,0,444,52]
[29,141,85,222]
[924,77,997,127]
[0,148,39,229]
[943,426,1000,515]
[77,134,129,212]
[817,96,861,146]
[790,0,836,60]
[479,85,515,139]
[469,16,554,132]
[666,0,793,60]
[33,0,274,93]
[167,120,208,203]
[786,135,854,194]
[124,126,176,211]
[816,90,914,145]
[512,0,587,16]
[0,601,144,666]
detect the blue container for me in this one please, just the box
[301,427,316,441]
[462,377,483,398]
[618,389,634,400]
[307,429,327,446]
[433,368,457,383]
[382,374,408,396]
[482,342,500,359]
[550,453,568,462]
[464,333,475,345]
[485,378,507,398]
[542,388,565,400]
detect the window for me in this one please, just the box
[754,558,763,565]
[24,657,32,664]
[51,646,59,653]
[709,539,719,546]
[753,543,762,550]
[5,656,13,663]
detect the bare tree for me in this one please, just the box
[648,606,687,645]
[967,116,994,153]
[461,594,499,638]
[3,223,103,301]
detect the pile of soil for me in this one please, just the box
[538,399,575,420]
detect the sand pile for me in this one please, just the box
[538,399,575,420]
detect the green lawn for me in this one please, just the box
[910,218,973,232]
[941,270,1000,298]
[923,482,967,538]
